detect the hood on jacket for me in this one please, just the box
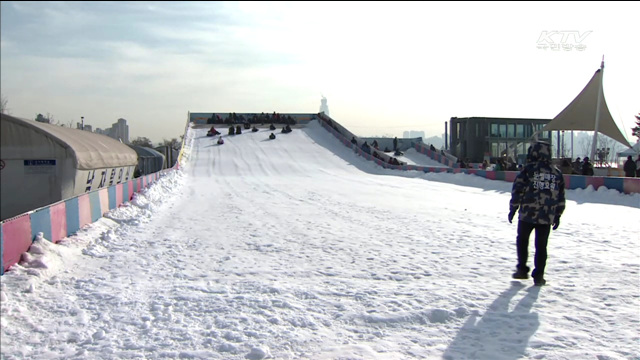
[529,141,552,163]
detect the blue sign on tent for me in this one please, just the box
[24,159,56,174]
[24,160,56,166]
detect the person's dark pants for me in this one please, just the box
[516,221,550,280]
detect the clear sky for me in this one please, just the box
[1,121,638,359]
[1,1,639,144]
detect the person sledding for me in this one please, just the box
[269,133,276,140]
[281,124,292,133]
[217,136,224,145]
[207,126,221,137]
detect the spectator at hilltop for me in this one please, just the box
[623,155,637,177]
[361,141,371,155]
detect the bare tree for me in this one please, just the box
[1,94,9,114]
[131,137,154,148]
[581,133,623,166]
[160,137,181,150]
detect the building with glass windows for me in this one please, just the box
[449,116,552,164]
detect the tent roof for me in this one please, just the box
[129,145,165,159]
[617,142,640,157]
[618,148,639,157]
[540,66,632,148]
[1,114,138,169]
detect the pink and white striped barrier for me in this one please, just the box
[0,169,174,275]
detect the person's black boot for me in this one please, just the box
[533,278,546,286]
[512,267,529,279]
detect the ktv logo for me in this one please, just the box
[537,30,592,51]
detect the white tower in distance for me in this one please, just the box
[319,95,330,116]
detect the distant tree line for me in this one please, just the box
[130,136,182,150]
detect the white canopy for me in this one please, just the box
[540,64,632,148]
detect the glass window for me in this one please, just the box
[500,124,507,138]
[507,124,515,138]
[491,142,500,157]
[490,124,499,137]
[516,124,524,138]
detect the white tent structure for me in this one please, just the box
[128,145,166,176]
[616,142,640,168]
[617,141,640,157]
[0,114,138,221]
[540,59,633,162]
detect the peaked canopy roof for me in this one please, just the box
[540,65,632,148]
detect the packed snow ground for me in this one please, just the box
[1,121,639,360]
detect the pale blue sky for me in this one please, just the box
[1,1,638,144]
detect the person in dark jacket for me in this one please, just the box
[361,141,371,154]
[508,141,565,286]
[582,157,594,176]
[623,155,637,177]
[572,157,581,174]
